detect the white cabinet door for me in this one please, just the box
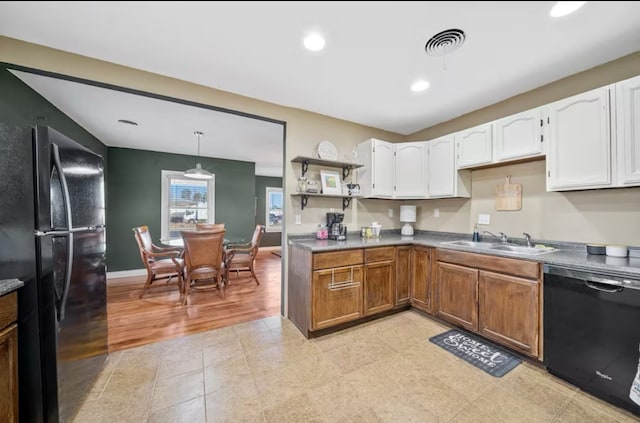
[395,142,427,198]
[356,138,394,198]
[455,123,493,168]
[428,135,456,197]
[547,87,611,191]
[616,75,640,186]
[494,108,545,162]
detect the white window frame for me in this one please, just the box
[265,186,283,233]
[161,170,215,240]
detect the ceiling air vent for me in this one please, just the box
[425,28,466,56]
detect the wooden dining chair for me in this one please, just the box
[132,225,184,300]
[195,223,225,231]
[226,224,265,286]
[180,229,226,305]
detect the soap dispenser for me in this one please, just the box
[472,223,480,242]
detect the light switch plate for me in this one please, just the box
[478,214,490,225]
[388,208,394,217]
[295,215,301,225]
[434,208,440,218]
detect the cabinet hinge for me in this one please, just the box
[547,117,550,124]
[394,185,396,191]
[373,146,375,153]
[540,119,543,127]
[540,134,544,143]
[547,170,550,178]
[373,183,375,189]
[394,151,396,156]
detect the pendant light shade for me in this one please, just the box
[185,131,213,180]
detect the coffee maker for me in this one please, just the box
[326,212,347,241]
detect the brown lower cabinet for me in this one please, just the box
[363,247,395,316]
[312,265,364,330]
[0,292,18,423]
[437,261,478,331]
[435,249,541,359]
[395,246,411,306]
[479,270,539,358]
[410,246,432,313]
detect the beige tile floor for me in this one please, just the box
[72,311,640,423]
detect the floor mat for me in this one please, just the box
[429,329,522,377]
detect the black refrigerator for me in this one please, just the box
[0,123,108,423]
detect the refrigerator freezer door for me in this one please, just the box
[35,126,105,231]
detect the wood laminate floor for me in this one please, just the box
[107,249,282,352]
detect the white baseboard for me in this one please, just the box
[107,268,147,280]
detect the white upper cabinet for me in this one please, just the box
[394,141,428,198]
[427,135,470,198]
[616,75,640,186]
[493,107,545,162]
[546,87,612,191]
[356,138,395,198]
[455,123,493,169]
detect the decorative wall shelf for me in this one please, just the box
[291,193,363,210]
[291,155,365,211]
[291,156,364,179]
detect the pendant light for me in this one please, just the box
[184,131,213,180]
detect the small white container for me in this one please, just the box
[605,245,628,257]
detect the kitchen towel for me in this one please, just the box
[429,329,522,377]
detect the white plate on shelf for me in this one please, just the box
[316,140,338,160]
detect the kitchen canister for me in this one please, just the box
[605,245,628,257]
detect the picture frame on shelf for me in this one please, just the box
[320,169,342,195]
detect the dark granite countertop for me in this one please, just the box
[288,230,640,279]
[0,279,24,296]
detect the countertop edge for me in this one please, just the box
[287,231,640,278]
[0,278,24,296]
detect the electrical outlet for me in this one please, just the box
[434,208,440,218]
[388,208,394,217]
[295,214,301,225]
[478,214,490,225]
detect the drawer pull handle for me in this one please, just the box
[328,267,361,291]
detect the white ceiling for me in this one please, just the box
[9,70,285,177]
[1,2,640,136]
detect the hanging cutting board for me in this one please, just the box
[495,176,522,211]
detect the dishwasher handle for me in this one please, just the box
[585,280,623,293]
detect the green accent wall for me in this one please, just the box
[107,147,256,271]
[255,176,283,247]
[0,66,107,158]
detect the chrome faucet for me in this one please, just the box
[523,232,532,247]
[483,230,508,244]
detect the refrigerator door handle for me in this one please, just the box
[51,143,74,322]
[51,143,73,230]
[35,226,105,237]
[57,233,74,322]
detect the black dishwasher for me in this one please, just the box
[544,264,640,416]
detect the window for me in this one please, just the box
[161,170,215,240]
[265,187,282,232]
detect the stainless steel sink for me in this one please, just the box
[488,244,556,255]
[440,240,497,249]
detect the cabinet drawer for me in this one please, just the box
[313,249,363,270]
[436,249,539,280]
[0,292,17,331]
[364,247,395,263]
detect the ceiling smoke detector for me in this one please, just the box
[425,28,466,56]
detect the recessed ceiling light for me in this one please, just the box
[303,33,325,52]
[118,119,139,126]
[549,1,586,18]
[411,80,430,93]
